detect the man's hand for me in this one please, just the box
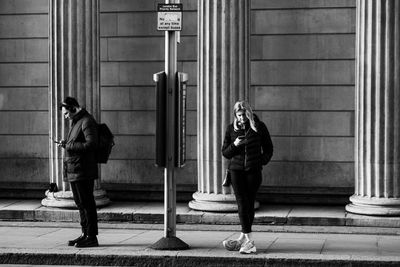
[57,140,66,148]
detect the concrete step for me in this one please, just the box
[1,199,400,229]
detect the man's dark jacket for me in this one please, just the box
[222,115,273,171]
[64,109,98,182]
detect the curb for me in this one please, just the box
[1,251,400,267]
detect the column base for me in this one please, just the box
[188,191,260,212]
[345,195,400,216]
[41,189,110,208]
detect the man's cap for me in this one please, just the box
[60,97,80,110]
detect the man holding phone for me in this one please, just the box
[57,96,99,248]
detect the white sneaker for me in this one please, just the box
[239,240,256,254]
[222,239,243,251]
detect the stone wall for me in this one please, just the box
[0,0,356,203]
[0,0,49,197]
[99,0,198,200]
[250,0,356,203]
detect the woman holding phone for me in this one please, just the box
[221,101,273,254]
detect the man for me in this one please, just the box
[59,96,99,248]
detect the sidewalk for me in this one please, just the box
[1,199,400,266]
[0,221,400,266]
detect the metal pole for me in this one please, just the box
[150,0,188,250]
[164,26,177,238]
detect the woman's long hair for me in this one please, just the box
[233,101,257,132]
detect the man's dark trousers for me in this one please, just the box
[70,179,98,236]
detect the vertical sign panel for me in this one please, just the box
[154,71,167,168]
[176,72,188,167]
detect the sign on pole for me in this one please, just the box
[157,4,183,31]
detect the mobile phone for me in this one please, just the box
[50,137,61,144]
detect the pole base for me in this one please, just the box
[149,236,189,250]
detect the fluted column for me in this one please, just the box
[189,0,251,211]
[346,0,400,215]
[42,0,109,208]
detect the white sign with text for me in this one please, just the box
[157,4,182,31]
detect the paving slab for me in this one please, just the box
[288,205,346,226]
[177,230,232,250]
[97,201,148,223]
[345,212,400,227]
[0,200,42,221]
[378,236,400,256]
[34,207,79,222]
[200,211,240,224]
[131,202,164,223]
[254,204,292,224]
[268,237,325,254]
[0,200,19,209]
[322,235,379,256]
[1,200,42,210]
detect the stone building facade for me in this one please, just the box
[0,0,398,215]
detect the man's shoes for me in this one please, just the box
[222,239,243,251]
[68,234,86,246]
[239,240,256,254]
[75,236,99,248]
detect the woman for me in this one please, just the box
[221,101,273,254]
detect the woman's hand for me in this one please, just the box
[233,136,245,146]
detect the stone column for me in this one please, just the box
[42,0,109,208]
[189,0,251,211]
[346,0,400,215]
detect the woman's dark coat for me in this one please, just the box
[63,109,98,182]
[222,115,273,171]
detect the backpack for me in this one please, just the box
[96,123,115,163]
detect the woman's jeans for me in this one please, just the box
[230,169,262,234]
